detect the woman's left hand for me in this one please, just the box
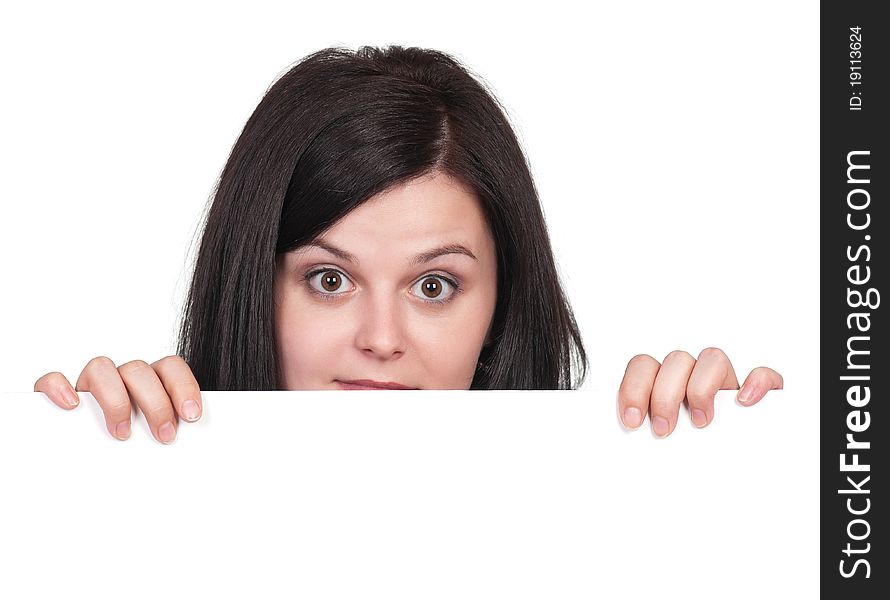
[618,347,783,437]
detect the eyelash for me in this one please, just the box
[302,267,462,304]
[411,273,462,305]
[304,267,355,300]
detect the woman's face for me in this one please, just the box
[273,171,498,390]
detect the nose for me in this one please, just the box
[354,293,407,359]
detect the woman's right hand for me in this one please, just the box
[33,355,203,444]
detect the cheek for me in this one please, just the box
[409,297,495,389]
[418,330,482,388]
[275,295,352,389]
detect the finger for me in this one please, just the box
[75,356,133,441]
[151,355,203,423]
[650,350,696,437]
[685,347,740,428]
[617,354,661,430]
[737,367,784,406]
[117,360,178,444]
[34,371,81,410]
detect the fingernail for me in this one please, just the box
[653,416,670,437]
[692,408,708,428]
[158,421,176,444]
[737,385,756,404]
[114,421,131,440]
[63,388,79,408]
[182,400,200,422]
[623,407,642,429]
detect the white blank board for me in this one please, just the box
[0,390,814,598]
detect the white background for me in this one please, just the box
[0,1,818,597]
[2,388,808,599]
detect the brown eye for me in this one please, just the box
[308,269,353,295]
[321,271,341,292]
[410,275,457,303]
[421,277,441,298]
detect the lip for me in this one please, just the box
[335,379,417,390]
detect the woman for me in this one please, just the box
[33,46,782,443]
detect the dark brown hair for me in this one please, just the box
[177,46,586,389]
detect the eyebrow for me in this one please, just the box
[305,240,477,265]
[412,244,478,265]
[306,240,359,263]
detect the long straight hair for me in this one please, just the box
[177,46,587,390]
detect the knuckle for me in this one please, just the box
[34,371,62,390]
[105,401,132,415]
[118,360,153,378]
[153,355,182,369]
[698,347,728,362]
[87,356,116,371]
[665,350,695,364]
[752,366,783,387]
[628,354,658,368]
[686,383,713,404]
[142,405,173,422]
[647,394,671,413]
[171,383,200,403]
[748,367,766,382]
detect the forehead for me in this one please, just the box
[323,171,492,251]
